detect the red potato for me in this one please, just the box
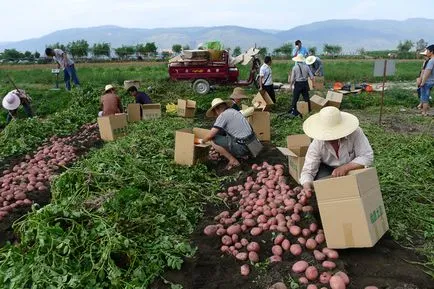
[297,237,306,246]
[329,275,346,289]
[247,242,260,252]
[315,233,325,244]
[298,277,309,284]
[306,238,318,250]
[240,238,249,246]
[274,234,285,245]
[269,255,282,263]
[364,287,379,289]
[257,215,267,224]
[272,245,283,256]
[290,244,302,256]
[216,228,226,236]
[322,261,337,270]
[231,250,239,257]
[302,205,313,212]
[240,264,250,276]
[235,252,248,261]
[289,225,301,236]
[334,272,350,285]
[248,251,259,262]
[319,272,332,284]
[305,266,319,281]
[281,239,291,251]
[307,285,318,289]
[221,235,233,246]
[325,249,339,259]
[313,250,326,261]
[309,223,318,233]
[221,245,229,253]
[291,213,301,222]
[269,282,287,289]
[232,234,239,243]
[203,225,218,236]
[241,224,248,232]
[250,227,263,236]
[292,260,309,273]
[302,228,311,237]
[227,224,241,235]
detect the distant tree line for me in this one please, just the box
[0,38,430,63]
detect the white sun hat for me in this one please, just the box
[104,84,115,93]
[206,98,233,118]
[305,56,317,65]
[419,49,428,56]
[302,106,359,141]
[2,91,21,110]
[292,54,306,62]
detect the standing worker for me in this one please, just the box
[305,55,324,77]
[418,44,434,116]
[99,84,123,117]
[292,40,309,58]
[2,89,33,124]
[45,47,80,91]
[127,86,152,104]
[259,56,276,103]
[300,106,374,193]
[288,54,314,117]
[229,87,248,111]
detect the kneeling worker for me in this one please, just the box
[99,84,123,116]
[201,98,261,170]
[127,85,152,104]
[300,106,374,193]
[230,87,248,111]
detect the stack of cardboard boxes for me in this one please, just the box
[277,134,311,184]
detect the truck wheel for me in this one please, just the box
[193,79,210,95]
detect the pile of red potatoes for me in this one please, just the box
[204,161,379,289]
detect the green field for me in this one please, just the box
[0,60,432,288]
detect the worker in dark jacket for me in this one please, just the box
[127,86,152,104]
[230,87,248,111]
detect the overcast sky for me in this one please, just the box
[0,0,428,42]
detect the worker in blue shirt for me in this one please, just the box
[292,40,309,58]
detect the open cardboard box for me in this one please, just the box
[142,103,161,120]
[313,167,389,248]
[97,113,128,141]
[252,90,274,111]
[326,91,343,108]
[277,134,311,183]
[247,111,270,141]
[310,95,328,112]
[177,99,196,118]
[127,103,142,122]
[174,128,211,166]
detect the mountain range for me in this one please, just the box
[1,18,433,54]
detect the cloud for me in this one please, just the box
[348,0,378,17]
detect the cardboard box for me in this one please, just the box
[127,103,142,122]
[313,168,389,249]
[142,103,161,120]
[277,134,311,183]
[296,101,309,118]
[247,111,270,141]
[310,95,328,112]
[97,113,128,141]
[326,91,343,108]
[177,99,196,118]
[124,80,140,90]
[308,77,325,90]
[174,128,211,166]
[252,90,274,111]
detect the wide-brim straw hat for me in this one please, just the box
[104,84,115,93]
[206,98,233,118]
[2,91,21,110]
[302,106,359,141]
[230,87,248,100]
[305,56,317,65]
[292,54,306,62]
[419,49,428,56]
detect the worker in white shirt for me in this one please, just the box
[259,56,275,103]
[299,106,374,193]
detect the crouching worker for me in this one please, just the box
[300,106,374,193]
[201,98,262,171]
[2,89,33,124]
[99,84,123,117]
[127,85,152,104]
[230,87,248,111]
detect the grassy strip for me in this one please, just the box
[0,117,222,288]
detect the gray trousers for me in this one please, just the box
[314,163,335,180]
